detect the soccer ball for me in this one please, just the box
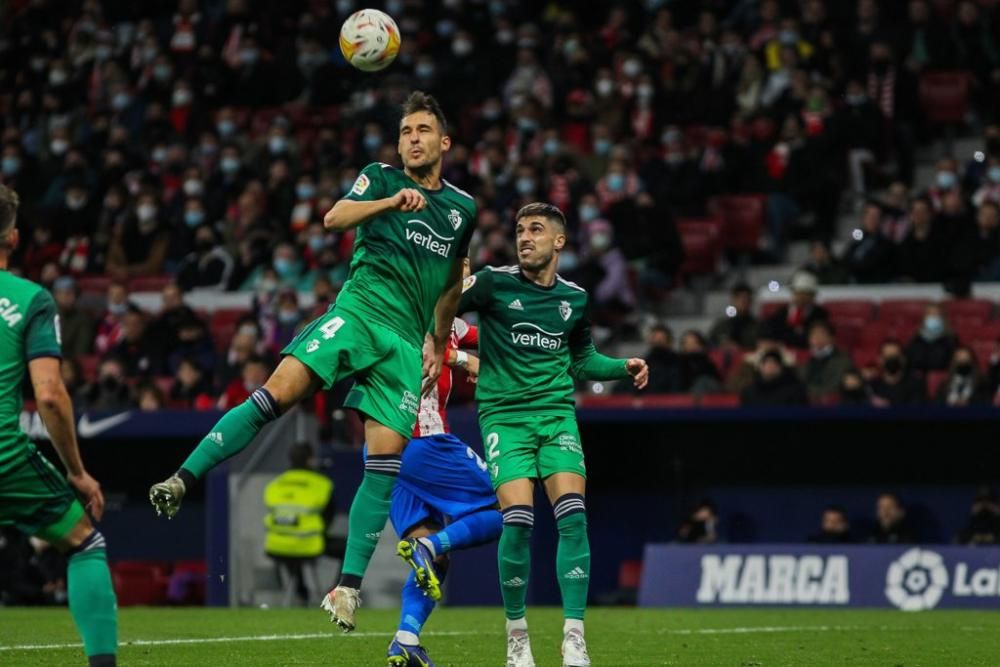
[339,9,401,72]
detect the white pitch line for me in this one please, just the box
[661,625,863,636]
[0,630,477,652]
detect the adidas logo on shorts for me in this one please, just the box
[508,299,524,310]
[563,567,588,580]
[502,577,526,587]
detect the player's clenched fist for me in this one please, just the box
[625,358,649,389]
[391,188,426,212]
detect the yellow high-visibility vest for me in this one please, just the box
[263,469,333,558]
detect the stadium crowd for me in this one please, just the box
[1,0,1000,409]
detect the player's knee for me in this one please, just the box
[502,505,534,533]
[67,528,108,556]
[553,493,587,531]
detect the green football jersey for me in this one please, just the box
[0,271,61,474]
[459,265,630,419]
[339,162,476,346]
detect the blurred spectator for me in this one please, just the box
[0,531,67,605]
[61,358,84,400]
[905,303,957,374]
[617,324,680,395]
[765,271,829,349]
[263,289,304,352]
[111,306,159,376]
[136,382,166,412]
[740,349,809,407]
[843,201,893,283]
[935,346,991,407]
[973,201,1000,281]
[956,487,1000,545]
[870,340,927,407]
[676,499,720,544]
[808,506,854,544]
[106,190,170,280]
[801,241,850,285]
[726,320,797,394]
[869,492,917,544]
[572,219,636,330]
[218,317,270,389]
[708,282,759,350]
[51,276,94,359]
[678,330,722,395]
[218,356,270,410]
[94,282,131,355]
[78,357,134,411]
[839,369,872,406]
[148,283,198,362]
[170,357,213,409]
[895,197,944,283]
[177,224,233,291]
[801,320,854,404]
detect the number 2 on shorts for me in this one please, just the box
[320,316,345,339]
[485,432,500,461]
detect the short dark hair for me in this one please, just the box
[401,91,448,133]
[0,185,20,234]
[515,202,567,230]
[809,318,835,337]
[731,281,753,296]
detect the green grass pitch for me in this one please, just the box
[2,607,999,666]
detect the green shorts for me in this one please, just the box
[479,413,587,489]
[283,304,422,439]
[0,445,85,542]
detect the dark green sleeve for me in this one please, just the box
[458,268,493,315]
[456,202,477,258]
[568,300,628,381]
[24,290,61,360]
[343,162,387,202]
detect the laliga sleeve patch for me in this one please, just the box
[462,274,477,292]
[351,173,371,196]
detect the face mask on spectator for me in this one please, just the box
[239,49,259,66]
[593,138,611,155]
[340,177,356,194]
[543,138,560,156]
[415,62,435,79]
[66,193,87,210]
[936,171,957,190]
[989,166,1000,184]
[296,183,316,200]
[172,89,192,107]
[955,361,974,377]
[595,79,614,97]
[622,59,642,78]
[258,279,277,293]
[590,232,611,251]
[778,30,799,46]
[482,103,501,120]
[244,378,262,392]
[200,142,219,157]
[308,236,325,252]
[662,128,682,146]
[385,0,403,15]
[111,91,131,111]
[606,173,625,192]
[274,258,294,277]
[238,324,258,338]
[563,39,579,58]
[579,204,599,223]
[452,38,473,57]
[50,138,69,155]
[220,156,240,174]
[517,117,538,133]
[153,64,172,82]
[1,157,20,176]
[363,134,381,151]
[846,93,867,106]
[665,151,685,166]
[336,0,353,14]
[922,315,944,339]
[49,69,68,86]
[496,29,514,44]
[516,177,535,195]
[109,302,127,316]
[95,45,112,61]
[152,147,167,163]
[278,309,299,325]
[184,209,204,227]
[559,248,579,272]
[436,20,456,37]
[217,119,236,137]
[183,179,203,196]
[268,135,288,154]
[637,84,654,101]
[137,203,157,222]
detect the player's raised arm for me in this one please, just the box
[323,163,427,231]
[423,257,466,393]
[568,302,649,389]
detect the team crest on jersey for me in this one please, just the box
[448,208,462,229]
[462,274,476,292]
[559,300,573,321]
[351,173,370,196]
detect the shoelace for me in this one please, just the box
[508,634,530,654]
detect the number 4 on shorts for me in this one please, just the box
[320,316,345,339]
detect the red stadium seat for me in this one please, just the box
[919,71,970,124]
[210,308,250,352]
[78,354,100,382]
[707,194,767,252]
[833,321,863,350]
[943,299,993,326]
[76,275,113,296]
[618,560,643,590]
[969,340,995,371]
[758,301,786,320]
[878,299,931,326]
[926,370,949,399]
[851,347,881,371]
[128,275,173,293]
[676,218,723,276]
[698,393,741,407]
[153,376,175,398]
[709,349,745,382]
[110,561,169,606]
[823,300,875,325]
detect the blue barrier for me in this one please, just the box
[639,544,1000,610]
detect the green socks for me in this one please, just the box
[180,389,279,479]
[554,495,590,620]
[498,506,534,620]
[339,456,401,586]
[67,538,118,661]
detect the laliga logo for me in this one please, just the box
[885,548,948,611]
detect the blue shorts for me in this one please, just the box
[380,433,496,536]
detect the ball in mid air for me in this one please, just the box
[339,9,401,72]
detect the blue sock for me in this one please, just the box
[425,509,502,556]
[398,570,435,642]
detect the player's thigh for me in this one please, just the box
[348,330,423,446]
[537,414,588,484]
[391,484,442,539]
[281,305,379,393]
[0,448,87,544]
[480,419,540,494]
[543,472,586,505]
[262,356,323,411]
[398,434,496,515]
